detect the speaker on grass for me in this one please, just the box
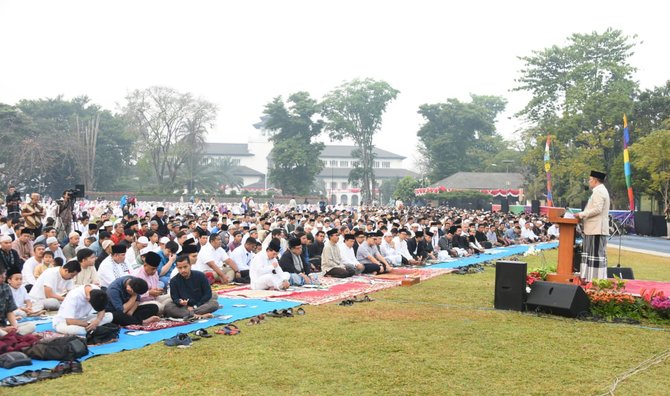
[494,261,527,312]
[526,281,590,318]
[651,215,667,237]
[531,200,540,215]
[501,200,509,214]
[607,267,635,280]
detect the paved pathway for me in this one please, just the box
[608,235,670,258]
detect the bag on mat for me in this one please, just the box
[25,336,88,361]
[86,323,120,345]
[0,351,32,369]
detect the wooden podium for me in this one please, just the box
[545,208,580,284]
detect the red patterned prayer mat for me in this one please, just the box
[373,268,456,282]
[125,320,190,331]
[35,331,69,340]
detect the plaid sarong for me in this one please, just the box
[580,234,607,281]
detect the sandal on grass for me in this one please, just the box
[247,316,264,326]
[215,324,240,335]
[193,329,212,338]
[296,307,305,315]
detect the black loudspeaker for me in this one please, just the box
[526,281,590,318]
[531,200,540,215]
[607,267,635,280]
[634,211,652,236]
[494,261,528,311]
[501,200,509,214]
[651,215,667,237]
[75,184,86,198]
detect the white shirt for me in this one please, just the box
[28,267,74,300]
[380,239,401,258]
[393,237,413,261]
[337,242,360,266]
[51,247,66,263]
[548,224,560,238]
[21,256,41,285]
[193,243,230,273]
[249,251,285,290]
[53,285,100,327]
[521,227,539,242]
[98,255,130,287]
[11,284,33,308]
[229,245,254,271]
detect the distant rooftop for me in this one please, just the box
[318,167,419,179]
[231,165,264,177]
[430,172,524,190]
[321,145,405,160]
[204,143,253,157]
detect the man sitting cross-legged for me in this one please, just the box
[249,239,290,290]
[105,276,160,326]
[322,229,358,278]
[52,284,113,335]
[356,232,390,274]
[6,269,44,318]
[0,269,35,336]
[132,250,171,315]
[164,254,219,319]
[28,260,80,311]
[279,238,317,286]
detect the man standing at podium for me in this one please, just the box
[574,170,610,281]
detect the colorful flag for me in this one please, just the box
[623,114,634,211]
[544,135,553,207]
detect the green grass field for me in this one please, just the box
[14,248,670,395]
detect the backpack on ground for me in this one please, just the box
[86,323,120,345]
[24,336,88,361]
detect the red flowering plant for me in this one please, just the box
[525,267,554,293]
[641,289,670,320]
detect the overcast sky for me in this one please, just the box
[1,0,668,170]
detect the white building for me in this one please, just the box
[317,145,419,205]
[203,140,418,203]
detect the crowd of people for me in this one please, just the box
[0,186,559,339]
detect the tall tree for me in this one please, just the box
[633,81,670,138]
[262,92,324,195]
[123,86,217,191]
[417,95,507,182]
[322,78,399,204]
[514,29,638,207]
[630,124,670,214]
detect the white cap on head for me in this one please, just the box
[103,221,113,227]
[159,237,170,244]
[137,236,149,245]
[139,246,153,256]
[46,237,59,245]
[0,235,12,243]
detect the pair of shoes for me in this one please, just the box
[193,329,212,338]
[247,314,266,326]
[353,295,373,303]
[215,324,240,335]
[339,299,355,306]
[267,309,293,318]
[68,360,83,374]
[164,333,193,348]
